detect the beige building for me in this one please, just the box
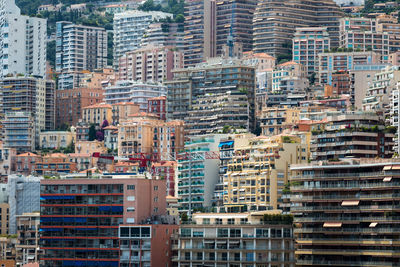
[0,141,17,178]
[0,202,9,235]
[242,51,276,72]
[260,106,301,136]
[224,135,308,210]
[75,140,107,155]
[81,103,113,126]
[173,211,295,266]
[118,44,184,82]
[111,102,140,125]
[15,212,40,266]
[39,131,76,149]
[117,113,185,158]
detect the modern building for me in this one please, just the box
[172,211,295,267]
[350,63,389,108]
[1,77,56,145]
[317,51,380,85]
[177,134,228,215]
[140,22,184,51]
[113,10,172,68]
[363,66,400,112]
[252,0,343,57]
[271,61,308,93]
[8,175,40,234]
[186,91,250,135]
[40,177,167,266]
[311,111,394,161]
[1,0,47,77]
[390,83,400,155]
[3,112,35,153]
[293,27,331,77]
[224,135,308,210]
[55,21,107,73]
[118,44,184,83]
[104,81,166,112]
[291,159,400,267]
[119,224,179,267]
[151,161,177,197]
[184,0,256,67]
[166,58,256,132]
[15,212,40,266]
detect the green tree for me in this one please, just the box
[88,124,96,141]
[47,40,56,68]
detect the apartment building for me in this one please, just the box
[118,44,183,82]
[1,0,46,77]
[253,0,342,57]
[82,103,113,126]
[0,201,9,235]
[55,87,104,128]
[15,212,40,266]
[363,66,400,112]
[35,153,78,175]
[104,81,166,112]
[311,112,394,161]
[8,175,40,235]
[260,107,300,136]
[166,58,256,131]
[1,77,55,144]
[110,102,140,125]
[147,96,166,121]
[55,21,107,73]
[57,68,115,90]
[40,177,166,267]
[293,27,331,76]
[3,112,35,153]
[186,91,250,135]
[140,22,184,51]
[117,113,185,158]
[184,0,256,67]
[119,224,179,267]
[177,134,228,214]
[224,135,308,210]
[39,131,75,150]
[350,63,389,108]
[11,152,41,175]
[242,51,276,72]
[113,10,172,68]
[173,212,295,267]
[0,141,16,179]
[318,51,380,85]
[390,83,400,155]
[271,61,308,93]
[291,159,400,266]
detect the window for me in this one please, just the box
[203,218,210,224]
[127,185,135,190]
[154,186,158,191]
[217,228,229,237]
[127,207,135,212]
[127,196,135,201]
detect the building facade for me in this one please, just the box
[56,21,107,73]
[291,159,400,266]
[40,177,166,266]
[15,212,40,266]
[253,0,342,57]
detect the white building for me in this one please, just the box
[391,83,400,154]
[56,21,108,73]
[177,134,228,215]
[293,27,330,77]
[113,10,172,68]
[8,175,41,234]
[104,80,166,112]
[1,0,47,77]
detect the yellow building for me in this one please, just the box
[224,135,308,210]
[82,103,113,126]
[0,202,9,235]
[39,131,76,149]
[260,106,301,136]
[111,102,140,125]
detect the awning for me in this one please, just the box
[369,222,378,227]
[323,222,342,228]
[383,177,392,182]
[341,200,359,206]
[219,141,234,147]
[392,165,400,170]
[383,166,392,170]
